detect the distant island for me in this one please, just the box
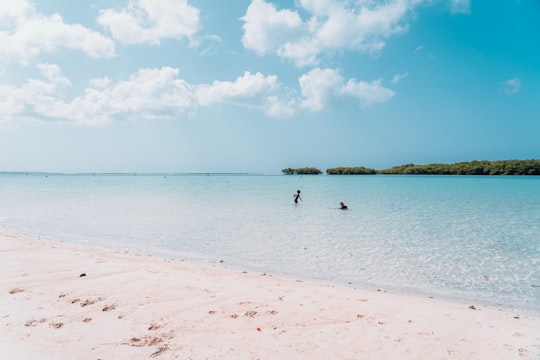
[282,160,540,175]
[282,167,323,175]
[326,166,377,175]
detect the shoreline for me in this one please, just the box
[1,232,539,359]
[16,230,540,318]
[89,238,540,318]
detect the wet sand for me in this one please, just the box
[1,232,539,359]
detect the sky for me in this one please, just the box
[0,0,539,173]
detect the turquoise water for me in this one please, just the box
[1,173,539,311]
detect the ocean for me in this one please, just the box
[1,173,539,312]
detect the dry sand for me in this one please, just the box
[1,232,539,359]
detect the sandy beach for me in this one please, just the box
[1,232,539,359]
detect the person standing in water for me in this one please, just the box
[294,190,302,204]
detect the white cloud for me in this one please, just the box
[241,0,303,55]
[298,68,343,111]
[279,39,321,68]
[299,67,395,110]
[266,96,296,118]
[0,1,32,19]
[341,78,395,106]
[0,63,72,118]
[89,77,112,89]
[0,63,394,125]
[501,78,521,96]
[196,71,278,106]
[0,85,25,116]
[312,0,409,51]
[0,0,115,65]
[98,0,200,45]
[196,71,294,117]
[60,67,196,124]
[391,72,408,84]
[241,0,412,67]
[0,65,196,125]
[37,63,72,89]
[0,65,288,124]
[450,0,471,15]
[195,34,222,57]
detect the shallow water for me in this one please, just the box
[1,173,539,311]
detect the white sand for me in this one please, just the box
[1,232,539,359]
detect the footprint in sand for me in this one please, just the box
[102,304,116,312]
[150,345,168,358]
[129,336,163,347]
[9,288,25,294]
[50,322,64,329]
[80,298,103,307]
[81,299,95,307]
[24,318,46,327]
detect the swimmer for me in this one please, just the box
[340,201,348,210]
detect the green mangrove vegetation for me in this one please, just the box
[379,160,540,175]
[326,166,377,175]
[283,160,540,175]
[282,167,323,175]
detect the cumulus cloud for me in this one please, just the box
[241,0,412,67]
[266,96,296,118]
[196,71,293,116]
[0,0,115,65]
[0,65,196,125]
[0,63,72,118]
[0,65,287,124]
[98,0,200,45]
[241,0,303,55]
[299,67,395,110]
[341,78,395,106]
[298,68,343,111]
[0,63,394,125]
[196,71,278,105]
[51,67,196,124]
[37,63,72,88]
[501,78,521,96]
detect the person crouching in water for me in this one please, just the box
[340,201,348,210]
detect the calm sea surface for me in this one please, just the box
[1,173,539,311]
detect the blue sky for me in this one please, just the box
[0,0,539,173]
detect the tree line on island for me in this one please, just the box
[282,160,540,176]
